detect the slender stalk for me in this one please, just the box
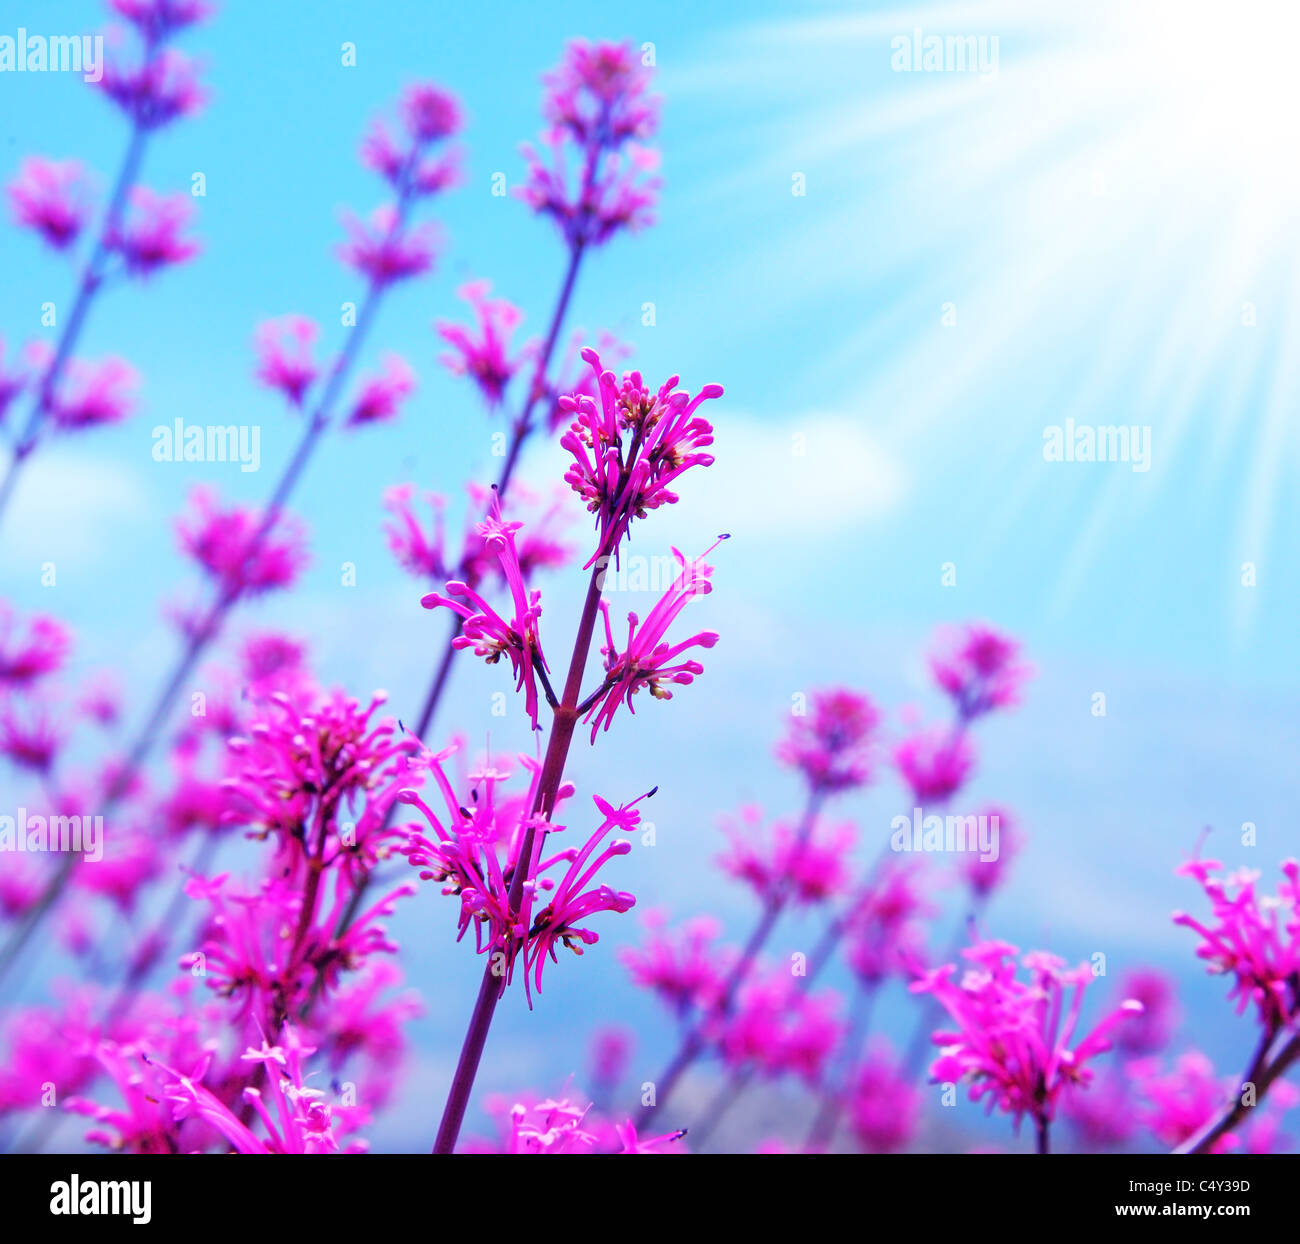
[686,1065,754,1150]
[1176,1029,1300,1154]
[635,790,825,1131]
[0,190,410,985]
[0,114,150,529]
[1036,1113,1050,1155]
[804,981,879,1152]
[432,562,606,1154]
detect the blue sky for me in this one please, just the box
[2,0,1298,1151]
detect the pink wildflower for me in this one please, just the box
[347,353,416,427]
[253,315,319,407]
[422,492,550,731]
[337,205,438,285]
[176,486,309,599]
[109,0,213,38]
[895,726,975,804]
[0,603,71,686]
[559,347,720,565]
[911,940,1143,1134]
[1173,855,1300,1028]
[383,484,449,579]
[717,803,856,906]
[8,157,92,250]
[620,911,732,1017]
[97,46,207,128]
[929,622,1032,720]
[845,862,934,986]
[776,687,880,793]
[436,280,527,407]
[1114,968,1180,1055]
[107,187,200,276]
[400,83,463,142]
[848,1044,920,1153]
[959,804,1023,897]
[583,540,722,739]
[47,356,139,430]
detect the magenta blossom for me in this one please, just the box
[109,0,214,39]
[347,353,416,427]
[47,356,139,431]
[108,187,200,276]
[848,1044,921,1154]
[895,726,975,804]
[97,45,207,129]
[518,40,661,248]
[0,603,71,687]
[559,348,721,566]
[845,862,934,986]
[436,280,528,408]
[776,687,881,794]
[929,622,1032,720]
[1173,854,1300,1029]
[911,940,1143,1135]
[718,803,856,906]
[176,486,309,599]
[1114,968,1180,1055]
[337,205,438,286]
[584,540,722,740]
[8,156,92,250]
[253,315,319,407]
[713,971,843,1085]
[959,804,1023,898]
[422,493,550,731]
[620,911,733,1017]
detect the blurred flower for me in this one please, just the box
[176,486,309,599]
[97,46,208,129]
[718,804,856,906]
[929,622,1032,720]
[895,726,975,804]
[776,688,880,794]
[337,205,438,285]
[7,156,92,250]
[346,353,416,427]
[845,862,933,986]
[1174,854,1300,1029]
[107,187,199,276]
[1114,967,1180,1055]
[959,804,1022,898]
[848,1044,920,1153]
[109,0,213,38]
[47,356,139,430]
[911,940,1143,1133]
[620,911,732,1017]
[436,280,527,408]
[0,603,71,687]
[253,315,319,407]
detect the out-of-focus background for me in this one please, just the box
[2,0,1298,1151]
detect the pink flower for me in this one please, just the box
[713,971,842,1085]
[959,804,1022,897]
[72,830,159,913]
[0,697,64,773]
[383,484,449,579]
[0,603,71,686]
[436,280,527,408]
[97,46,208,129]
[929,622,1032,720]
[848,1044,920,1153]
[1132,1052,1237,1151]
[620,911,732,1017]
[517,40,661,248]
[1173,854,1300,1029]
[911,940,1143,1132]
[175,486,309,599]
[895,726,975,804]
[253,315,319,407]
[109,0,213,37]
[559,348,721,566]
[400,83,463,142]
[845,862,933,986]
[422,492,550,731]
[776,688,880,793]
[476,1097,598,1154]
[588,1025,633,1089]
[1114,968,1180,1055]
[717,804,856,906]
[347,353,416,427]
[8,157,92,250]
[108,187,200,276]
[337,205,438,286]
[47,356,139,430]
[584,541,722,739]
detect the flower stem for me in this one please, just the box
[1036,1114,1051,1155]
[431,562,606,1154]
[635,789,825,1132]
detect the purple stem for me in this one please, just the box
[432,562,606,1154]
[634,788,826,1132]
